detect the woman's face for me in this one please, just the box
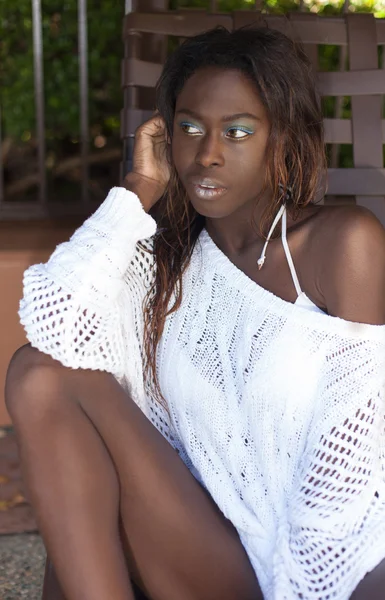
[172,66,271,220]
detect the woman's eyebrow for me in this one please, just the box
[175,108,260,122]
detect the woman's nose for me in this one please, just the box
[195,133,225,168]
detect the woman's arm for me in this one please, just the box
[350,558,385,599]
[280,209,385,599]
[322,208,385,599]
[271,209,385,599]
[20,112,169,377]
[273,330,385,600]
[19,185,156,378]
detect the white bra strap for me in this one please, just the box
[257,204,302,298]
[281,207,302,297]
[257,204,286,270]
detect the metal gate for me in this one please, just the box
[0,0,122,219]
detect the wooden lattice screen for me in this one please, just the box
[121,12,385,224]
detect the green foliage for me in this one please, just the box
[0,0,123,142]
[0,0,383,174]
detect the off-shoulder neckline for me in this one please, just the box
[198,228,385,342]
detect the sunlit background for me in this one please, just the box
[0,0,384,209]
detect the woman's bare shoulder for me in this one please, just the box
[309,203,385,324]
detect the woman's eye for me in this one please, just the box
[179,123,252,139]
[226,127,253,139]
[180,123,201,135]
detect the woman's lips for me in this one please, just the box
[190,183,227,199]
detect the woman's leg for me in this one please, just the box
[6,345,262,600]
[42,557,66,600]
[42,557,149,600]
[6,345,134,600]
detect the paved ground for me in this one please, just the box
[0,428,37,535]
[0,533,45,599]
[0,427,45,599]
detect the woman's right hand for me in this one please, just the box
[123,114,171,212]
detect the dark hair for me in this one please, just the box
[143,25,326,404]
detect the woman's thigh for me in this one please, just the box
[67,368,262,600]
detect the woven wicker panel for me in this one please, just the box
[345,14,385,222]
[122,11,385,219]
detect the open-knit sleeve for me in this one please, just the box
[19,187,156,386]
[272,328,385,600]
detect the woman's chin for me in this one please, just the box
[188,198,233,220]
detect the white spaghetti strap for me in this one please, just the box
[257,204,302,298]
[257,204,302,296]
[257,204,286,270]
[281,207,302,297]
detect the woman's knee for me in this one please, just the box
[5,344,67,423]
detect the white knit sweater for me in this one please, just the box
[20,187,385,600]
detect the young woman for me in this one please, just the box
[5,25,385,600]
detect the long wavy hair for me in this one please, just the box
[142,25,326,404]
